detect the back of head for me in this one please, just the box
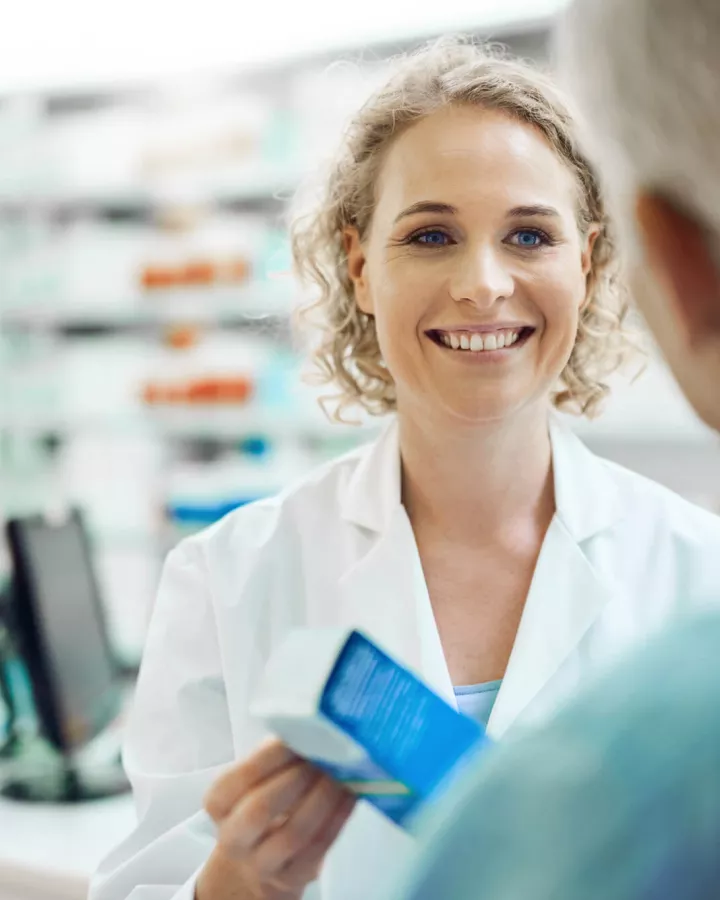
[555,0,720,431]
[558,0,720,241]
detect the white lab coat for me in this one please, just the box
[91,417,720,900]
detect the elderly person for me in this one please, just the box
[393,4,720,899]
[92,35,720,900]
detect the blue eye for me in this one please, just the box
[512,229,546,248]
[413,230,451,246]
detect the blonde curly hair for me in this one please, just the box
[291,37,637,420]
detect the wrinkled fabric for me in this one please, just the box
[394,611,720,900]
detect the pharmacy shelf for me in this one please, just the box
[2,410,716,449]
[0,166,307,214]
[141,407,378,441]
[0,283,297,332]
[0,408,380,443]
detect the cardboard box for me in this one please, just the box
[251,627,488,827]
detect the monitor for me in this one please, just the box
[2,509,129,801]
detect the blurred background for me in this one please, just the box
[2,3,720,884]
[0,0,720,898]
[3,0,720,675]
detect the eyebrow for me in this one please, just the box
[393,201,562,224]
[393,201,458,224]
[507,205,561,219]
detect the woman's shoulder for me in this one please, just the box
[183,434,378,560]
[599,454,720,544]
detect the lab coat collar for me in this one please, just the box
[341,414,625,543]
[549,414,625,542]
[340,418,402,532]
[337,413,627,730]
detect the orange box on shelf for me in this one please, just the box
[214,377,254,403]
[140,255,253,292]
[183,261,216,286]
[165,326,201,350]
[141,266,183,290]
[140,376,254,406]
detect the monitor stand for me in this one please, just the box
[1,757,130,803]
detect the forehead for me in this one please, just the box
[374,106,578,219]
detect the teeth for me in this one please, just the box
[436,328,525,352]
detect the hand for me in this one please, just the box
[200,739,356,900]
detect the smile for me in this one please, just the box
[427,327,535,353]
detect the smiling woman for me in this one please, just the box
[292,39,634,423]
[92,36,720,900]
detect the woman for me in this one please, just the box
[92,39,720,900]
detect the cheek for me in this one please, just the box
[370,259,442,334]
[532,259,586,336]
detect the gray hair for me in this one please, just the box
[554,0,720,259]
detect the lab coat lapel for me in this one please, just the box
[337,420,456,704]
[488,418,626,737]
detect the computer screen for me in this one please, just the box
[6,510,122,755]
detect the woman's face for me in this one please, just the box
[345,105,598,425]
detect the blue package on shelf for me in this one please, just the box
[167,496,266,526]
[251,628,489,828]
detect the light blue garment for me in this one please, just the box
[392,611,720,900]
[454,680,502,728]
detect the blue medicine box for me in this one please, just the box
[251,628,488,827]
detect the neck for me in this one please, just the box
[399,404,555,542]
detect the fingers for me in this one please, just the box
[203,741,356,897]
[205,739,299,822]
[216,761,320,855]
[277,791,356,886]
[253,775,354,877]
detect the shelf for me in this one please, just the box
[0,408,380,443]
[0,167,306,215]
[138,407,378,441]
[3,408,718,448]
[0,282,297,332]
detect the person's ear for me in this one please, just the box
[581,223,601,279]
[635,191,720,348]
[344,227,374,316]
[578,223,600,311]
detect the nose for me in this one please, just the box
[449,244,514,310]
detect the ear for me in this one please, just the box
[581,223,600,278]
[635,191,720,348]
[343,227,374,316]
[578,223,600,310]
